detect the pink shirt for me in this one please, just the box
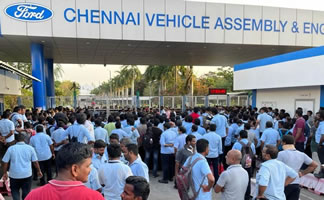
[25,180,104,200]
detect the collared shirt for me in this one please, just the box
[174,133,187,150]
[256,159,298,200]
[176,145,194,166]
[217,164,249,200]
[95,127,108,144]
[104,122,116,136]
[158,123,164,132]
[203,131,222,158]
[183,153,212,200]
[121,120,128,128]
[160,129,177,154]
[260,128,280,147]
[315,121,324,145]
[0,118,15,143]
[211,114,228,138]
[257,113,273,132]
[111,128,127,141]
[129,157,149,182]
[30,132,53,161]
[277,149,313,184]
[51,128,68,151]
[25,179,104,200]
[225,126,234,146]
[63,123,94,144]
[92,153,108,170]
[122,126,140,144]
[189,131,202,141]
[84,165,101,191]
[197,126,206,135]
[232,138,256,155]
[11,112,24,129]
[182,121,193,134]
[98,160,133,200]
[2,142,38,179]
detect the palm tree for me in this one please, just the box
[144,65,174,96]
[120,65,141,105]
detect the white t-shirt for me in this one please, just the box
[98,160,132,200]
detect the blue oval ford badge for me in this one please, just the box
[5,3,53,22]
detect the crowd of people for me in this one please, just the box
[0,104,323,200]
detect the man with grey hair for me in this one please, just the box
[214,150,249,200]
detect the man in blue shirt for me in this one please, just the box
[122,118,140,145]
[63,113,94,144]
[159,122,177,184]
[190,125,203,140]
[183,139,215,200]
[256,145,297,199]
[30,125,54,186]
[194,118,206,135]
[94,119,108,144]
[203,124,222,182]
[2,133,42,200]
[124,144,149,182]
[51,121,68,174]
[111,122,128,141]
[256,107,273,134]
[260,121,280,150]
[0,111,16,158]
[92,140,108,170]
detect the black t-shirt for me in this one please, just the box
[151,127,162,149]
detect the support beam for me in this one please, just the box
[45,59,55,108]
[31,43,46,109]
[252,90,257,108]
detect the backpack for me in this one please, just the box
[176,156,205,200]
[304,122,311,137]
[143,127,154,150]
[239,141,254,169]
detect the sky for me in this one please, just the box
[60,0,324,94]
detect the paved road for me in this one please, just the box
[4,173,323,200]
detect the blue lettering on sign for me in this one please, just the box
[5,3,53,22]
[60,8,324,36]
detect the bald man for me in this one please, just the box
[214,150,249,200]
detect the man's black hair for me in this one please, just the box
[76,113,87,124]
[239,130,248,139]
[115,121,122,129]
[209,124,216,131]
[48,117,55,125]
[153,118,160,126]
[163,122,171,129]
[57,121,65,128]
[266,121,273,128]
[56,143,92,171]
[175,120,182,127]
[282,135,295,145]
[107,143,122,159]
[95,119,102,127]
[94,140,106,149]
[211,107,218,115]
[125,176,150,200]
[244,123,251,130]
[193,107,199,113]
[186,134,196,143]
[126,143,139,156]
[140,117,147,124]
[178,126,186,134]
[110,133,119,141]
[16,133,25,142]
[194,118,201,126]
[265,145,278,159]
[192,125,198,132]
[295,109,303,117]
[36,125,44,133]
[196,139,209,153]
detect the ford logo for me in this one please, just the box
[4,3,53,22]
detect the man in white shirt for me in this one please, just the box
[215,150,249,200]
[124,144,149,182]
[277,135,317,200]
[98,144,132,200]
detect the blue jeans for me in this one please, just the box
[10,176,32,200]
[144,148,159,176]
